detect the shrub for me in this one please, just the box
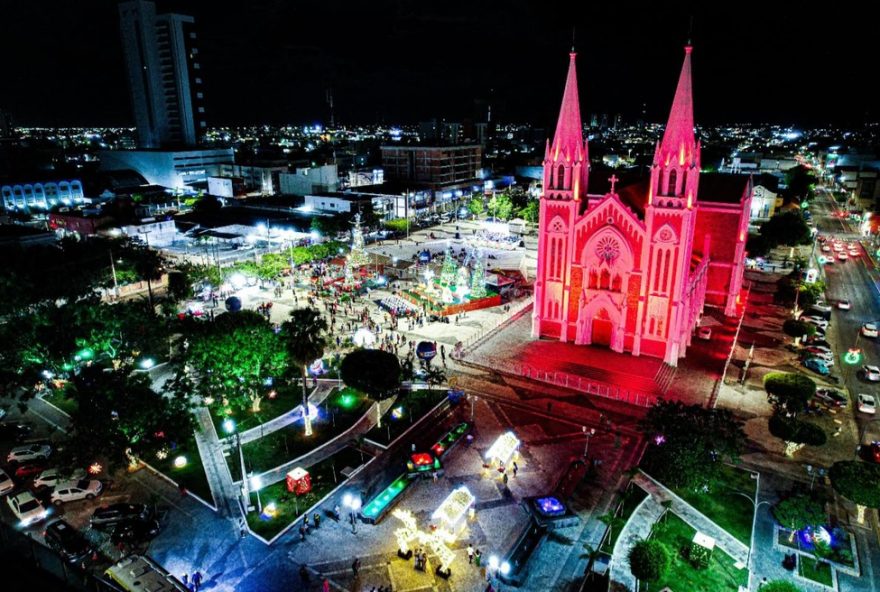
[628,539,670,583]
[688,540,711,569]
[769,414,827,446]
[761,580,802,592]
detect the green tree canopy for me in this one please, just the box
[782,319,816,340]
[640,400,747,491]
[340,349,401,400]
[784,165,818,202]
[762,582,801,592]
[772,492,827,532]
[488,192,514,220]
[830,461,880,509]
[518,200,539,224]
[468,197,485,217]
[764,372,816,417]
[768,414,827,446]
[628,539,670,583]
[759,211,812,247]
[181,310,287,412]
[62,365,194,469]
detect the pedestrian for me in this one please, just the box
[300,525,306,541]
[352,558,361,577]
[192,571,202,591]
[503,472,509,487]
[304,514,310,531]
[323,578,331,592]
[475,549,482,567]
[314,512,321,528]
[467,544,474,564]
[513,462,518,478]
[182,574,189,589]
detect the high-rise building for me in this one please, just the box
[118,0,206,148]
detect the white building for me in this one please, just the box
[2,180,86,211]
[118,219,179,248]
[98,148,234,190]
[220,163,287,194]
[279,164,338,196]
[750,184,779,221]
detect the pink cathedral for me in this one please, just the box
[532,46,752,366]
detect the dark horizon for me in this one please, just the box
[3,1,878,130]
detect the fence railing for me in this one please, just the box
[456,296,534,354]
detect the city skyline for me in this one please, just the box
[3,1,878,128]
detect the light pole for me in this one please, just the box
[224,419,250,511]
[250,474,263,513]
[582,427,596,458]
[343,493,361,534]
[138,229,155,310]
[804,465,826,491]
[731,482,771,587]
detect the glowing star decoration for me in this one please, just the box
[391,406,404,420]
[173,455,188,468]
[845,348,862,365]
[654,434,667,446]
[431,486,476,534]
[485,431,520,466]
[156,448,169,460]
[392,508,456,574]
[88,463,102,475]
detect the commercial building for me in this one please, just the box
[303,193,375,215]
[279,164,339,196]
[220,162,288,194]
[118,0,206,148]
[98,148,234,190]
[2,179,86,211]
[381,144,481,190]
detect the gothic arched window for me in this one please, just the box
[556,165,565,189]
[680,169,687,196]
[612,274,622,292]
[600,269,611,290]
[589,269,598,290]
[667,168,677,196]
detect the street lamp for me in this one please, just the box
[343,493,361,533]
[582,427,596,458]
[730,483,771,586]
[224,419,251,511]
[250,474,263,514]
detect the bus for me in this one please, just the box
[103,555,188,591]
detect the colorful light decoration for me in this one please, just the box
[485,431,520,465]
[337,391,358,409]
[139,357,155,370]
[173,455,188,468]
[299,403,319,422]
[285,467,312,495]
[534,496,566,517]
[392,509,456,574]
[156,448,169,460]
[88,462,103,475]
[391,406,404,420]
[654,434,667,446]
[262,502,279,518]
[309,358,326,376]
[845,348,862,365]
[432,486,476,534]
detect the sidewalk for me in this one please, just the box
[233,380,338,445]
[609,495,665,592]
[193,406,240,517]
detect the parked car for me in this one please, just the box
[14,461,49,480]
[50,479,103,506]
[697,327,712,340]
[838,299,851,310]
[870,442,880,464]
[0,421,32,442]
[110,518,161,546]
[33,468,87,491]
[858,393,877,414]
[804,345,832,355]
[803,358,831,376]
[862,365,880,382]
[837,252,848,261]
[0,468,14,496]
[806,353,834,366]
[811,301,833,313]
[6,443,51,464]
[803,316,829,329]
[863,323,879,338]
[815,388,848,408]
[821,245,831,253]
[6,491,49,527]
[90,503,153,528]
[43,520,93,564]
[805,337,832,348]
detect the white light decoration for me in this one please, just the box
[173,455,188,468]
[485,431,520,465]
[353,327,376,348]
[392,508,456,574]
[431,486,476,534]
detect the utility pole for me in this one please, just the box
[109,249,119,299]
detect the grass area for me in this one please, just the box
[228,388,371,481]
[641,512,748,592]
[210,384,301,435]
[601,486,649,553]
[799,556,834,587]
[363,388,448,445]
[42,390,78,416]
[777,528,799,550]
[777,527,855,567]
[245,446,366,540]
[150,433,213,505]
[673,464,756,545]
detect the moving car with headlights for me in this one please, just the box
[815,388,848,408]
[50,479,103,506]
[838,299,851,310]
[7,491,49,526]
[6,443,51,464]
[862,323,879,338]
[0,468,14,496]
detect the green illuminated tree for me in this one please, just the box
[282,308,329,436]
[468,197,484,217]
[772,492,826,533]
[764,372,816,418]
[519,200,540,224]
[830,460,880,524]
[628,539,670,583]
[488,192,514,220]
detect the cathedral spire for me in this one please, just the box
[658,45,696,167]
[550,52,586,163]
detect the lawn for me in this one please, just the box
[209,384,301,435]
[642,512,748,592]
[228,388,371,480]
[150,433,213,505]
[799,556,834,587]
[363,388,448,446]
[600,486,648,554]
[245,446,367,540]
[673,464,756,545]
[42,390,78,416]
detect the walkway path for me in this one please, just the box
[610,495,666,592]
[232,380,339,445]
[193,406,240,517]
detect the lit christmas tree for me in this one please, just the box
[440,244,457,285]
[469,250,487,298]
[347,212,369,267]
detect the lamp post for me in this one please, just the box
[343,493,361,534]
[138,229,155,310]
[224,419,250,511]
[250,474,263,513]
[731,481,771,587]
[582,427,596,458]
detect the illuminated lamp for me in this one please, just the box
[299,403,319,422]
[845,348,862,365]
[156,448,169,460]
[262,502,279,518]
[534,496,566,517]
[391,406,404,420]
[88,463,102,475]
[485,431,520,465]
[139,357,155,370]
[337,391,358,409]
[431,486,475,534]
[173,455,188,468]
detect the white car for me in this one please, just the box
[863,365,880,382]
[804,317,829,330]
[849,250,859,258]
[697,327,712,340]
[858,393,877,414]
[6,443,52,464]
[833,243,844,251]
[0,469,14,496]
[811,301,833,313]
[33,468,87,491]
[49,479,103,506]
[6,491,49,527]
[838,300,851,310]
[862,323,879,338]
[822,245,831,253]
[838,252,848,261]
[810,353,835,365]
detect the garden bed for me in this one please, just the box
[799,556,834,588]
[209,384,301,435]
[228,388,371,480]
[777,526,856,568]
[363,388,448,446]
[245,446,366,540]
[151,433,213,504]
[600,485,648,554]
[672,464,756,545]
[640,512,748,592]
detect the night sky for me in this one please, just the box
[3,1,878,129]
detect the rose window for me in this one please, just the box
[595,236,620,263]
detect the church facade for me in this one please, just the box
[531,46,752,366]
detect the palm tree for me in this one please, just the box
[282,308,328,436]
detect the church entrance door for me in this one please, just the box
[591,308,613,347]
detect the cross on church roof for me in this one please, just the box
[608,174,619,193]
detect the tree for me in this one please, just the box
[830,461,880,524]
[628,539,670,583]
[181,310,287,413]
[759,211,812,247]
[764,372,816,418]
[62,365,194,469]
[340,349,401,400]
[640,400,746,491]
[468,197,484,217]
[193,194,222,213]
[761,581,802,592]
[782,319,815,344]
[518,200,539,224]
[768,414,827,449]
[746,233,772,258]
[785,165,818,202]
[282,308,328,437]
[772,492,826,533]
[383,218,409,233]
[488,192,514,220]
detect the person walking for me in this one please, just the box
[474,549,482,568]
[322,578,331,592]
[352,558,361,577]
[334,504,341,522]
[314,512,321,528]
[512,462,518,478]
[191,571,202,592]
[467,544,475,564]
[300,525,307,541]
[181,574,189,589]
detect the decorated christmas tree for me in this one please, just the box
[440,244,457,285]
[347,212,369,267]
[469,251,487,298]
